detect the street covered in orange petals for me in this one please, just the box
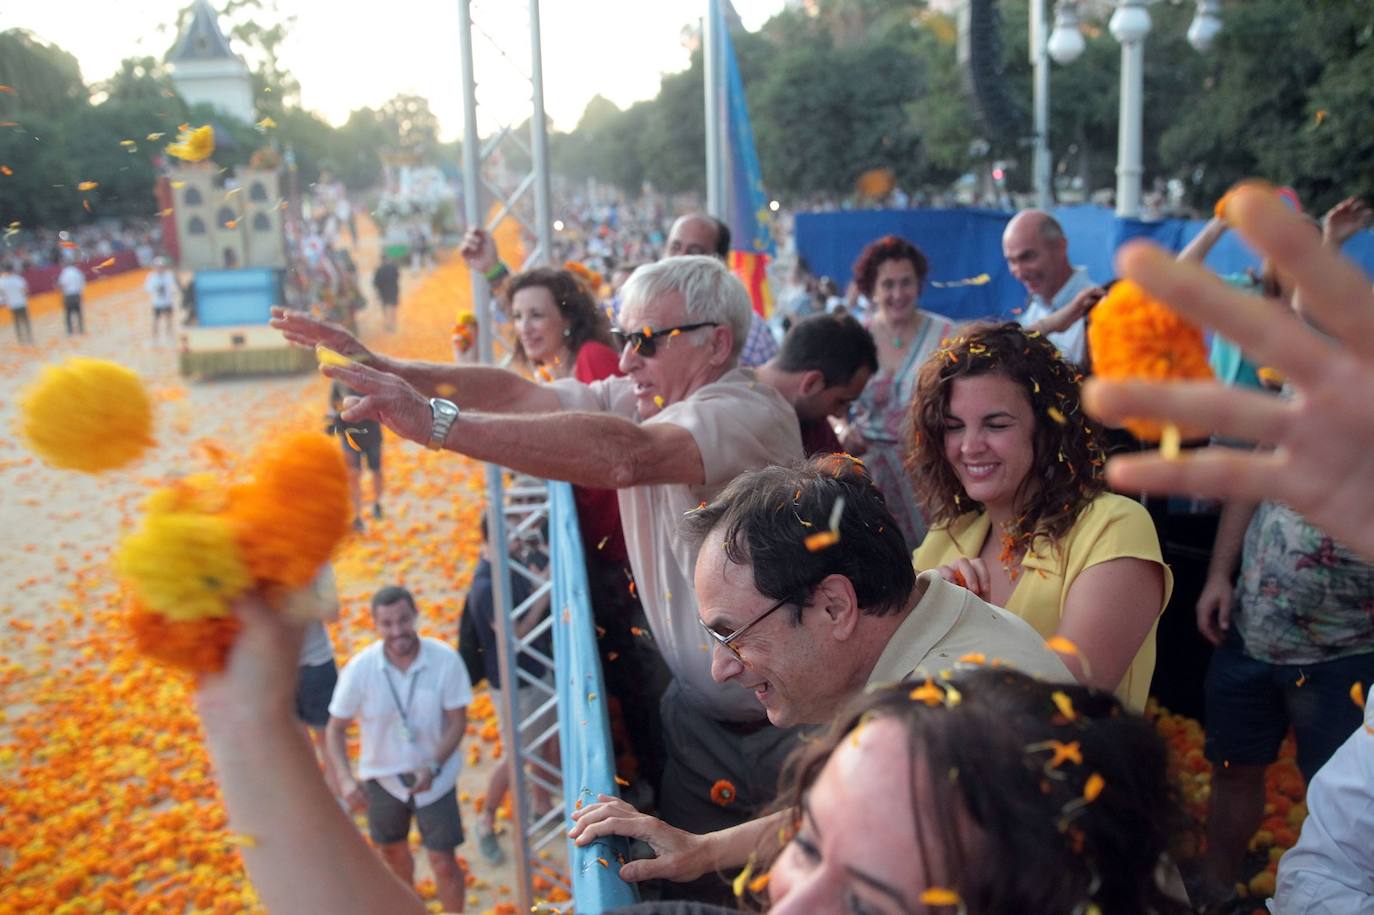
[0,223,558,914]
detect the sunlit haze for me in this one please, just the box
[5,0,787,139]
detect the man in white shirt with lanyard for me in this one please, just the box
[326,585,473,913]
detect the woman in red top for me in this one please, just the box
[507,266,621,384]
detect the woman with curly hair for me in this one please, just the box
[506,265,620,382]
[910,322,1169,710]
[837,235,955,549]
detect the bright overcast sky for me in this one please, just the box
[4,0,788,139]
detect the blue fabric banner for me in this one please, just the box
[795,206,1374,324]
[550,481,638,912]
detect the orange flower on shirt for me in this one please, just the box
[710,779,737,806]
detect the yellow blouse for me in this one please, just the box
[913,492,1172,711]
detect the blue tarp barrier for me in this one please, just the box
[550,481,638,912]
[795,206,1374,324]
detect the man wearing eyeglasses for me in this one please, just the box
[567,455,1073,884]
[271,254,805,857]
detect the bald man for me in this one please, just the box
[667,214,779,368]
[1002,210,1104,365]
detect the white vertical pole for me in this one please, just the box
[1032,0,1052,210]
[1115,38,1144,218]
[457,3,533,911]
[703,0,725,217]
[528,0,554,267]
[1111,0,1151,219]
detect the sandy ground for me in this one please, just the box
[0,223,564,913]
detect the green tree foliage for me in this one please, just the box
[0,10,436,230]
[0,113,79,226]
[0,30,88,120]
[334,107,390,191]
[1160,0,1374,211]
[378,94,440,158]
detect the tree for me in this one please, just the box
[0,30,88,120]
[1159,0,1374,211]
[97,56,183,108]
[334,107,389,191]
[65,97,175,220]
[0,112,79,227]
[638,60,706,194]
[377,94,440,158]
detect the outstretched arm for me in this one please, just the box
[271,307,560,414]
[324,360,706,489]
[1082,185,1374,563]
[197,600,426,915]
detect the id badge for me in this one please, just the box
[401,723,417,745]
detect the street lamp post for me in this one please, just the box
[1110,0,1151,218]
[1031,0,1052,210]
[1049,0,1222,220]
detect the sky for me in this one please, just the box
[4,0,789,139]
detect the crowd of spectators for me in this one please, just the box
[172,180,1374,914]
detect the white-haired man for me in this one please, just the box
[271,255,804,844]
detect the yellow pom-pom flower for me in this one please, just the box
[20,357,154,473]
[165,124,215,162]
[117,509,251,622]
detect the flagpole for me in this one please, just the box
[703,0,725,218]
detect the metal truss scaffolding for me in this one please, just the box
[457,1,560,911]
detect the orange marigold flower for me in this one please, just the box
[1086,279,1213,442]
[128,603,241,673]
[710,779,737,806]
[223,432,351,596]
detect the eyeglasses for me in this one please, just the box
[611,322,719,358]
[699,595,792,659]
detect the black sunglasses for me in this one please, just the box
[611,322,719,358]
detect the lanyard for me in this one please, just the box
[382,662,422,736]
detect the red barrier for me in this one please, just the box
[21,249,142,295]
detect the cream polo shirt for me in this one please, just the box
[552,368,804,721]
[866,571,1075,688]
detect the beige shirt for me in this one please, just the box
[553,368,804,720]
[867,571,1075,688]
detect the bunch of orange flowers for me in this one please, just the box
[1087,279,1213,442]
[118,431,352,673]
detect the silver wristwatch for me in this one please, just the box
[427,398,460,450]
